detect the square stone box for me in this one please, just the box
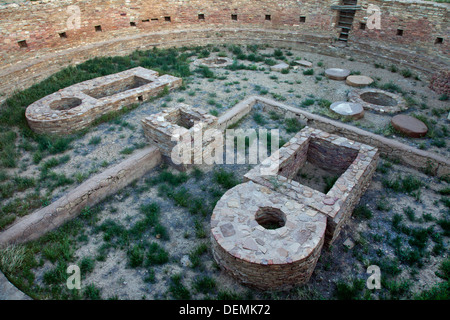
[141,104,218,169]
[244,127,379,245]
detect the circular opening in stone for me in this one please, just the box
[360,92,398,107]
[49,98,82,111]
[255,207,286,230]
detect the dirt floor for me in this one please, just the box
[0,44,448,300]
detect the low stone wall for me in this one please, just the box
[348,88,408,114]
[0,146,162,246]
[220,96,449,178]
[0,271,31,300]
[25,67,182,135]
[141,103,219,169]
[429,69,450,95]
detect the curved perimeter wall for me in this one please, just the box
[0,0,449,101]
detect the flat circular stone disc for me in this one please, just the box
[325,68,351,80]
[330,101,364,119]
[391,114,428,138]
[346,75,374,87]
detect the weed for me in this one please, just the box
[146,242,169,266]
[193,276,217,294]
[168,274,191,300]
[284,118,304,133]
[84,284,102,300]
[252,113,266,125]
[403,206,416,222]
[88,136,101,145]
[353,205,373,220]
[335,278,365,300]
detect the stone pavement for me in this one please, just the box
[0,271,31,300]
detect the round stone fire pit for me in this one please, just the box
[348,88,408,113]
[192,56,234,68]
[210,181,326,290]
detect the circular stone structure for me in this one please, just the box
[192,56,234,68]
[391,114,428,138]
[348,88,408,114]
[330,101,364,119]
[346,75,374,87]
[210,181,326,290]
[325,68,351,80]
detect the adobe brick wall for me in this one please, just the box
[0,0,448,102]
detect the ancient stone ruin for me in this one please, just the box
[0,0,449,301]
[25,67,182,134]
[141,104,219,168]
[211,127,379,290]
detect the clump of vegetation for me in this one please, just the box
[284,118,304,133]
[335,278,365,300]
[353,205,373,220]
[213,168,239,190]
[382,174,423,196]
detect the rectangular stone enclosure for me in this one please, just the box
[25,67,182,135]
[245,127,379,245]
[141,104,219,169]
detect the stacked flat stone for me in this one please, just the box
[141,104,218,168]
[346,75,374,87]
[211,181,326,291]
[25,67,182,135]
[429,70,450,95]
[192,57,234,68]
[295,60,313,68]
[330,101,364,119]
[270,62,290,72]
[325,68,351,80]
[391,114,428,138]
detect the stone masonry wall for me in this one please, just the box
[0,146,162,246]
[25,67,182,135]
[0,0,448,101]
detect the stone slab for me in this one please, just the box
[0,271,31,300]
[295,60,313,68]
[270,62,290,72]
[330,101,364,119]
[325,68,351,80]
[391,114,428,138]
[346,75,374,87]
